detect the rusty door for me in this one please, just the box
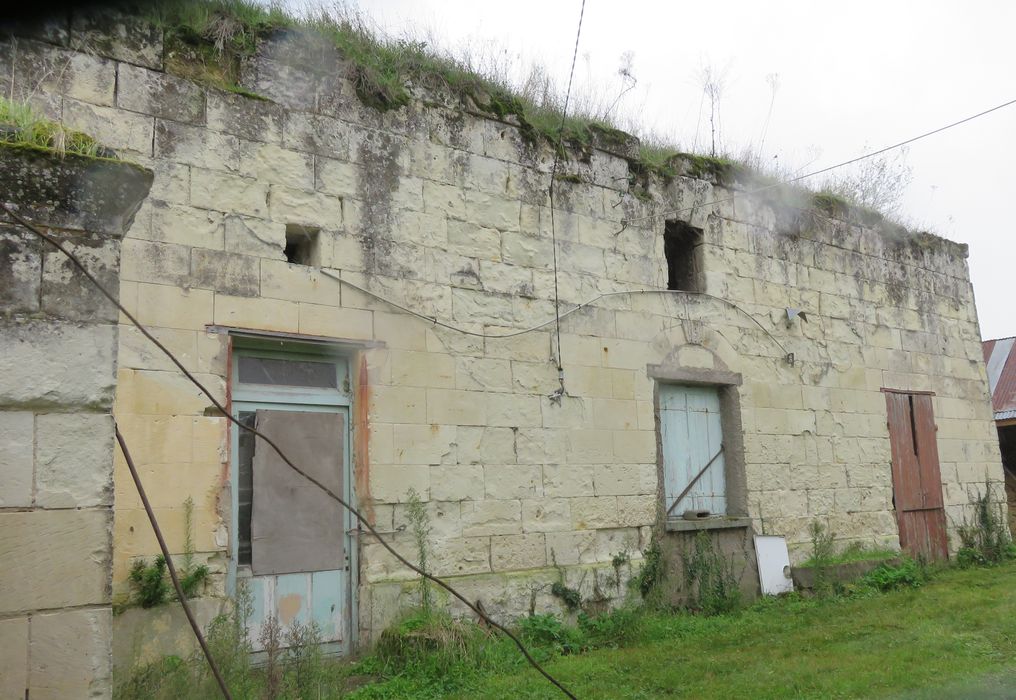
[884,391,949,560]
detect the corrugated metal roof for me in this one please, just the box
[983,336,1016,418]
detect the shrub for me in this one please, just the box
[682,531,741,615]
[956,479,1014,567]
[632,537,665,603]
[858,558,925,592]
[577,606,644,648]
[518,613,586,655]
[128,556,170,608]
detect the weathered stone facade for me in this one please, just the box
[0,145,151,698]
[0,11,1006,674]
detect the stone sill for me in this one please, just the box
[665,516,752,532]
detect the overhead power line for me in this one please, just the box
[0,203,581,700]
[623,95,1016,227]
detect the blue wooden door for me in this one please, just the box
[659,384,726,515]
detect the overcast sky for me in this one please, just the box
[331,0,1014,339]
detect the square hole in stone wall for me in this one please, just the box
[284,224,321,266]
[664,220,704,292]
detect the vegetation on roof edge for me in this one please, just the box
[63,0,955,249]
[0,97,117,160]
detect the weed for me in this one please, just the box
[632,537,665,604]
[682,531,740,615]
[180,496,209,599]
[405,487,433,613]
[550,581,582,612]
[807,519,837,596]
[956,479,1015,567]
[577,606,644,648]
[857,558,925,592]
[517,613,586,656]
[128,555,170,609]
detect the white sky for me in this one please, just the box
[335,0,1015,339]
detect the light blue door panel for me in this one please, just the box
[660,384,726,515]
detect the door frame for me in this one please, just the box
[227,340,358,656]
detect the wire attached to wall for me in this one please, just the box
[0,203,581,700]
[547,0,588,402]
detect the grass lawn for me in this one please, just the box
[358,562,1016,699]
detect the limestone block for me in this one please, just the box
[241,142,315,192]
[514,428,568,465]
[541,395,590,429]
[592,398,638,431]
[118,63,204,124]
[463,190,521,231]
[0,227,41,313]
[224,215,287,259]
[0,617,28,699]
[29,608,111,700]
[111,598,224,673]
[147,201,225,250]
[542,464,595,498]
[120,239,190,287]
[39,234,119,323]
[522,498,571,533]
[34,412,113,508]
[283,111,352,159]
[190,169,269,219]
[426,388,487,426]
[155,119,243,175]
[447,221,501,261]
[566,430,614,464]
[116,368,223,417]
[617,495,656,526]
[491,533,547,571]
[485,392,542,428]
[315,156,359,197]
[297,303,373,340]
[456,426,516,465]
[450,288,513,325]
[369,385,426,424]
[269,186,343,228]
[207,91,284,144]
[545,530,597,565]
[1,38,116,107]
[460,499,522,536]
[390,350,456,389]
[212,293,297,333]
[430,465,484,501]
[190,249,260,297]
[431,536,492,577]
[593,463,656,497]
[394,500,462,540]
[500,230,553,271]
[423,180,466,219]
[368,465,429,503]
[484,465,543,499]
[0,411,34,507]
[510,361,558,393]
[0,509,110,611]
[260,259,339,305]
[0,320,115,410]
[62,99,154,156]
[455,356,512,391]
[393,424,456,465]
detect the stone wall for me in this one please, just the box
[0,13,1004,655]
[0,145,151,698]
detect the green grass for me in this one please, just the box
[800,545,900,568]
[0,97,108,158]
[353,562,1016,699]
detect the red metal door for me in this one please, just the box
[884,391,949,560]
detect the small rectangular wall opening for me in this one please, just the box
[665,220,704,291]
[285,224,321,266]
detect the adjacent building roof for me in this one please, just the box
[983,336,1016,421]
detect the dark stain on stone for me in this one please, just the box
[355,130,402,275]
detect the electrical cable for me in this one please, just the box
[1,203,580,700]
[620,95,1016,228]
[115,427,233,700]
[547,0,588,393]
[322,268,789,357]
